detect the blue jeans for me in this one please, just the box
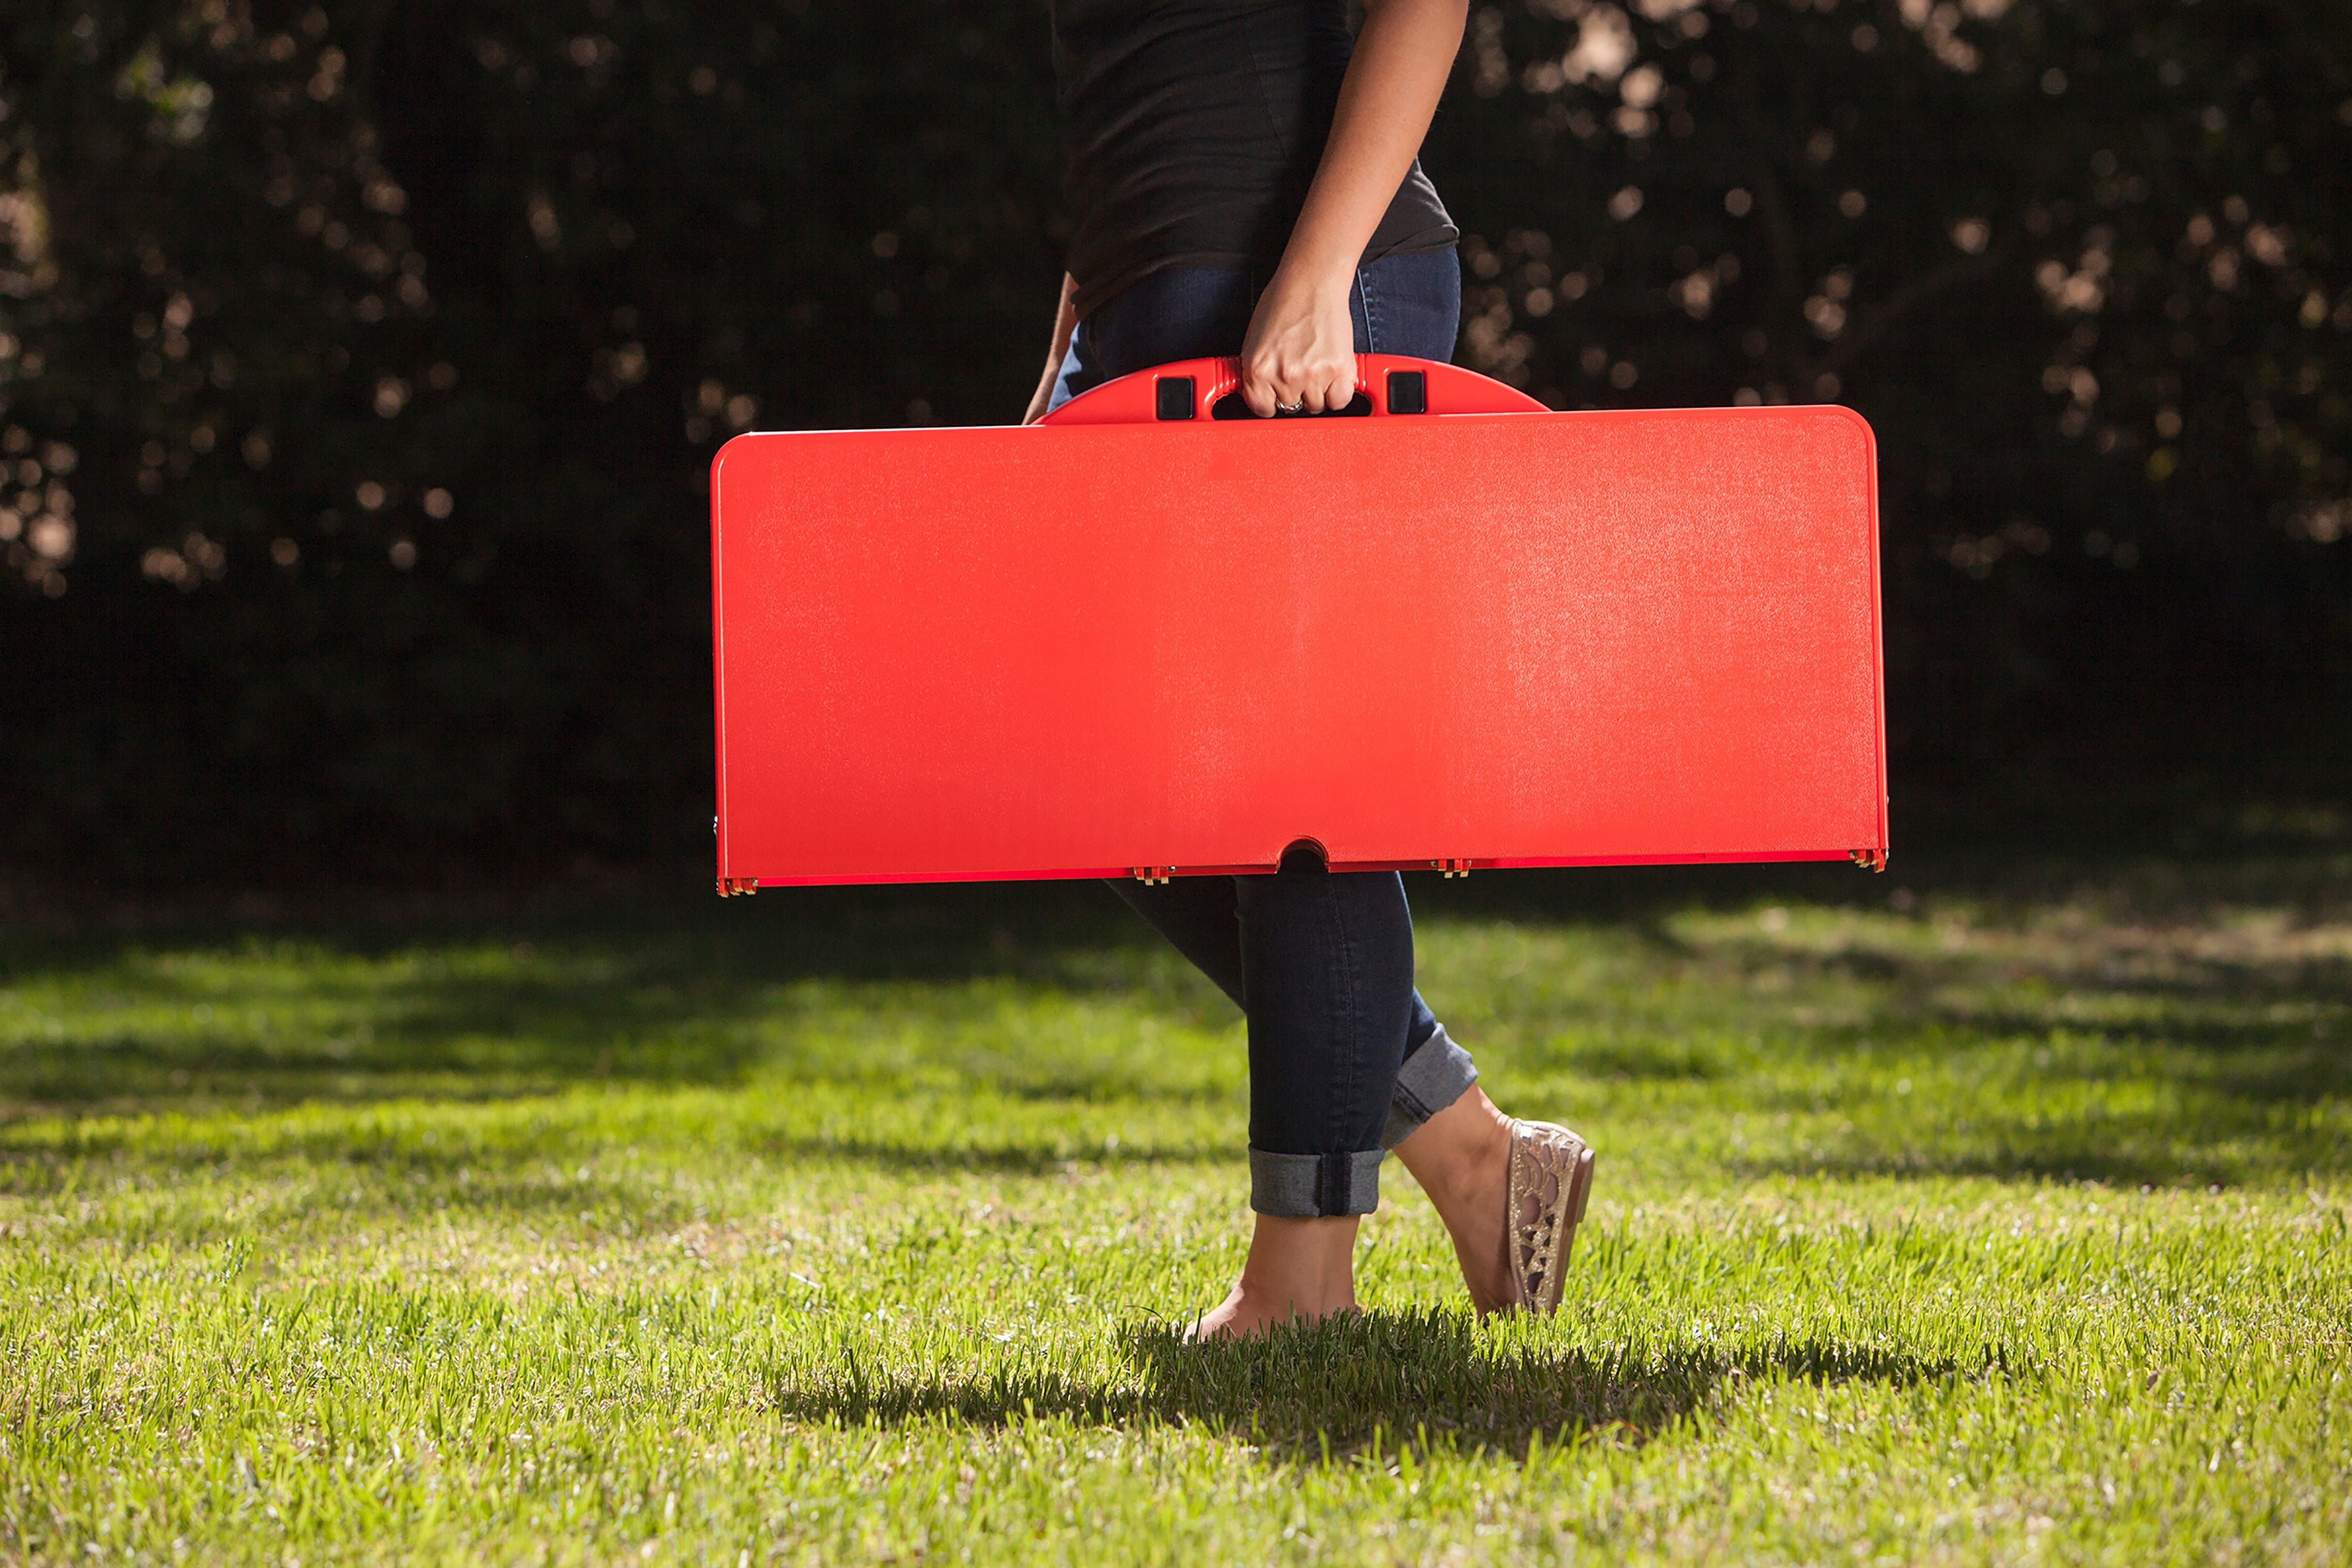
[1047,248,1480,1217]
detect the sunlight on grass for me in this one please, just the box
[3,862,2347,1563]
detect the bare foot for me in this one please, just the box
[1186,1213,1363,1341]
[1186,1286,1362,1341]
[1392,1086,1518,1314]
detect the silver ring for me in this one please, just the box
[1277,399,1304,415]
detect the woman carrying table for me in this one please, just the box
[1024,0,1596,1339]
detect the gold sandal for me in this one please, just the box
[1504,1120,1595,1314]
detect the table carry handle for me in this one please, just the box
[1038,353,1547,427]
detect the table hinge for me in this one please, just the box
[1849,849,1888,873]
[1131,866,1174,885]
[717,877,759,897]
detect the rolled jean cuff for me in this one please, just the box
[1248,1147,1384,1217]
[1380,1023,1479,1149]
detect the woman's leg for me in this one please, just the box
[1350,246,1595,1313]
[1077,250,1589,1324]
[1231,852,1411,1220]
[1117,868,1517,1313]
[1070,268,1420,1333]
[1109,875,1475,1157]
[1111,855,1421,1333]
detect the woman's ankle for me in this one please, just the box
[1236,1213,1360,1308]
[1190,1213,1362,1335]
[1394,1086,1513,1200]
[1390,1088,1519,1313]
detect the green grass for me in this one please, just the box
[3,857,2349,1565]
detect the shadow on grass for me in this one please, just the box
[1946,1009,2352,1096]
[768,1308,1991,1462]
[8,857,2347,1190]
[0,881,1219,1109]
[1750,1137,2345,1190]
[0,1113,1228,1192]
[1746,1081,2351,1186]
[1752,1147,2227,1190]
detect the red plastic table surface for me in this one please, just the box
[711,354,1886,890]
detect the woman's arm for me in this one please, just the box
[1022,272,1082,425]
[1238,0,1469,417]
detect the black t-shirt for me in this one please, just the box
[1051,0,1458,316]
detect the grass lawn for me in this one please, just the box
[3,855,2348,1564]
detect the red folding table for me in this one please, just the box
[710,355,1886,891]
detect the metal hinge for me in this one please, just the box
[717,877,759,897]
[1131,866,1174,885]
[1849,849,1888,873]
[1431,858,1474,878]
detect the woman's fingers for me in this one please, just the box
[1239,355,1356,417]
[1238,368,1282,419]
[1237,356,1327,415]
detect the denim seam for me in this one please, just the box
[1358,267,1384,355]
[1325,873,1358,1164]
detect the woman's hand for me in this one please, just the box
[1242,0,1468,418]
[1238,270,1356,417]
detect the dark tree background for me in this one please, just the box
[1,0,2345,885]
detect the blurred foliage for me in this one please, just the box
[1431,0,2352,833]
[0,0,2345,882]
